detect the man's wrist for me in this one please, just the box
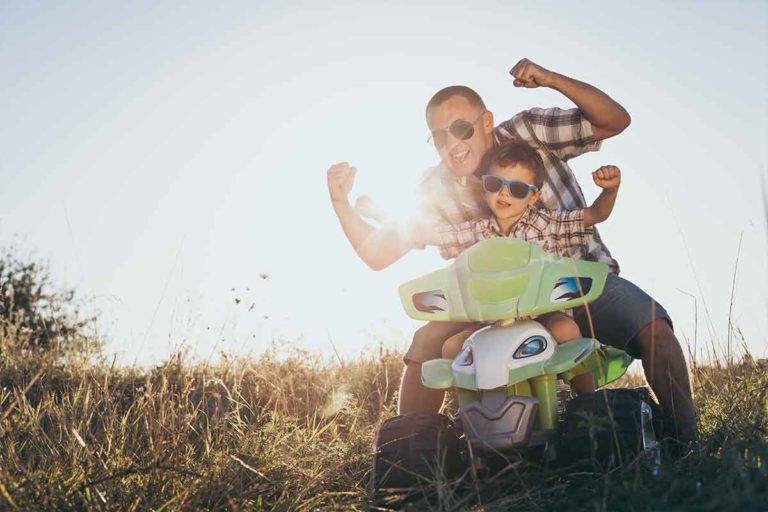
[331,197,352,209]
[543,71,566,90]
[332,198,355,219]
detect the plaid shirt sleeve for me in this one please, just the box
[437,220,490,260]
[496,107,602,162]
[544,209,594,255]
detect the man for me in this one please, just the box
[327,59,698,447]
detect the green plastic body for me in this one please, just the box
[531,375,558,430]
[422,339,631,427]
[408,238,631,433]
[399,238,608,323]
[422,341,631,391]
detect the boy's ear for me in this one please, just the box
[528,189,542,207]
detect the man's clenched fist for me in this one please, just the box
[327,162,357,204]
[509,58,555,89]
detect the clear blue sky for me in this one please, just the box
[1,1,766,365]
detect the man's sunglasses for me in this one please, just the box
[428,111,487,149]
[481,175,540,199]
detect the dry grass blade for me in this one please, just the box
[0,480,18,510]
[0,367,45,423]
[229,455,276,485]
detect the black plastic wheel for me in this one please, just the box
[371,413,462,491]
[559,388,659,471]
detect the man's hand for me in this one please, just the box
[327,162,357,205]
[592,165,621,190]
[510,58,555,88]
[510,59,631,141]
[326,162,412,270]
[354,195,388,222]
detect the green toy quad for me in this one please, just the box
[372,238,660,491]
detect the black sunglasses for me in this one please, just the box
[428,111,487,149]
[481,174,539,199]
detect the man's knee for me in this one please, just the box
[632,317,680,360]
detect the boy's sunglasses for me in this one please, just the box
[428,111,487,149]
[481,175,539,199]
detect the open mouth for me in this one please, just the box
[496,199,512,208]
[450,148,469,163]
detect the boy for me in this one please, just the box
[416,141,621,394]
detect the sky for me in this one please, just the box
[1,1,766,366]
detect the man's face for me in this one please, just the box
[426,95,494,178]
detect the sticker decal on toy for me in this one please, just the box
[550,277,592,302]
[513,335,548,359]
[413,290,448,313]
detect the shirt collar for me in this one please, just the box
[488,216,503,235]
[488,206,536,236]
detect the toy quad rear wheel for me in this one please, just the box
[371,413,462,492]
[559,388,660,472]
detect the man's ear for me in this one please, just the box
[482,110,494,134]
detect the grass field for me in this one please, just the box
[0,328,766,511]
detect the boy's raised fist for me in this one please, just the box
[592,165,621,190]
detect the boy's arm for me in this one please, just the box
[425,220,489,260]
[583,166,621,227]
[327,162,412,270]
[510,59,631,141]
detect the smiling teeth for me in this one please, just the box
[452,150,469,160]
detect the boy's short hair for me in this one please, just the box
[425,85,486,118]
[477,141,546,189]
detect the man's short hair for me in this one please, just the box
[477,141,546,189]
[425,85,487,118]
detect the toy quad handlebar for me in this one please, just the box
[399,238,609,322]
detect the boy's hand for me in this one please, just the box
[592,165,621,190]
[327,162,357,204]
[510,58,554,88]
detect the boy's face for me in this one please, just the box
[426,95,494,178]
[484,164,541,222]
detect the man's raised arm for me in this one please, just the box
[327,162,412,270]
[510,58,631,141]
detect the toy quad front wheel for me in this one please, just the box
[371,413,462,492]
[559,388,660,472]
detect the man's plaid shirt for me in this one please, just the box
[437,207,593,261]
[415,107,619,273]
